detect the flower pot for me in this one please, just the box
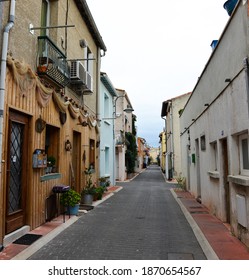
[66,204,80,215]
[99,182,106,187]
[82,194,93,205]
[37,65,47,73]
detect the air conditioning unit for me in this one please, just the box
[85,71,93,92]
[70,61,87,84]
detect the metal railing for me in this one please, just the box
[37,36,70,87]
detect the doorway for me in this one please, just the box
[221,138,230,223]
[5,111,29,234]
[195,139,201,199]
[72,131,81,193]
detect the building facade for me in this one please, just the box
[114,89,133,181]
[159,131,166,173]
[0,0,106,247]
[161,93,190,180]
[99,72,117,186]
[180,0,249,247]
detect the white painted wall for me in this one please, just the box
[99,78,116,186]
[180,1,249,247]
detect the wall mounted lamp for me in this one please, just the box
[102,95,134,120]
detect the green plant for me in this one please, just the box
[99,176,107,182]
[94,186,105,200]
[125,132,137,174]
[60,189,81,207]
[176,172,186,190]
[82,167,96,195]
[98,177,110,189]
[47,155,56,167]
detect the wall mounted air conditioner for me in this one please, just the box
[85,71,93,92]
[70,61,87,84]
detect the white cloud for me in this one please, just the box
[87,0,229,146]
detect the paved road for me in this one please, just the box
[29,165,206,260]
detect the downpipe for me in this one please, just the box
[0,0,15,166]
[243,57,249,117]
[0,0,16,251]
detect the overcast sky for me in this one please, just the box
[87,0,229,147]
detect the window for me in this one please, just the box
[83,46,93,74]
[105,147,110,175]
[41,0,50,36]
[200,135,206,151]
[239,134,249,176]
[104,94,110,118]
[45,125,59,171]
[210,141,218,171]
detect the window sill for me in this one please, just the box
[228,175,249,186]
[208,171,220,179]
[40,173,62,182]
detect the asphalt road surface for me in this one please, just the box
[29,165,206,260]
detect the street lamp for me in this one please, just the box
[113,94,134,117]
[102,94,134,120]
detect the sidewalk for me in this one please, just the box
[1,183,249,260]
[171,188,249,260]
[0,186,122,260]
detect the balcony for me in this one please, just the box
[37,36,70,88]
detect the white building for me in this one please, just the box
[99,72,117,186]
[115,89,133,181]
[161,93,190,180]
[180,0,249,248]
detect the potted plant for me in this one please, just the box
[46,155,56,173]
[81,167,96,205]
[60,189,81,215]
[94,186,105,200]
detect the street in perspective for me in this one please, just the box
[28,166,206,260]
[1,3,249,279]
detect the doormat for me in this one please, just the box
[13,234,42,245]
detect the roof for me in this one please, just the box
[100,72,117,97]
[115,88,133,109]
[74,0,107,52]
[161,92,191,117]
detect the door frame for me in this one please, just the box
[5,110,29,234]
[221,138,230,223]
[72,131,81,193]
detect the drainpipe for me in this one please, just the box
[243,57,249,117]
[0,0,15,251]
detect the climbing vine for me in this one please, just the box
[125,132,137,174]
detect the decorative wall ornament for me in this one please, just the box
[59,111,67,125]
[65,139,72,151]
[68,103,80,119]
[7,54,54,106]
[35,117,46,133]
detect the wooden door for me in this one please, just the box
[5,111,29,234]
[222,138,230,223]
[72,131,81,193]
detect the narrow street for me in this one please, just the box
[29,165,206,260]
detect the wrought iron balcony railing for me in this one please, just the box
[37,36,70,87]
